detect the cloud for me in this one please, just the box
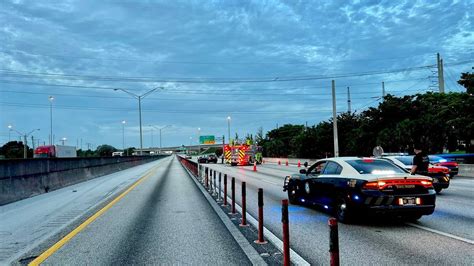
[1,0,473,147]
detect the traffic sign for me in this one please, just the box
[200,135,215,144]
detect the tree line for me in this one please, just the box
[257,73,473,158]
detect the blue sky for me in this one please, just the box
[1,0,473,149]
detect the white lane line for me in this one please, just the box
[407,223,474,245]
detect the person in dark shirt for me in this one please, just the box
[411,145,429,175]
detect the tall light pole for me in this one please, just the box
[114,87,163,155]
[149,125,154,148]
[197,127,201,155]
[122,120,126,155]
[8,125,12,142]
[227,116,231,144]
[49,96,54,145]
[331,80,339,157]
[150,125,171,152]
[8,125,40,158]
[61,137,67,145]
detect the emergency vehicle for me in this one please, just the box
[224,143,262,166]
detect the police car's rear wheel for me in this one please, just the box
[435,187,442,193]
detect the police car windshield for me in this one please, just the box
[346,159,406,175]
[394,156,413,165]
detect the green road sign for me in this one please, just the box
[200,135,215,144]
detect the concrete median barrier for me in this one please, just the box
[0,156,167,205]
[459,164,474,177]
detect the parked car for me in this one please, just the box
[429,155,459,177]
[207,154,218,163]
[383,156,450,193]
[283,157,436,223]
[198,155,208,163]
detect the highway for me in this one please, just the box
[200,160,474,265]
[1,155,472,265]
[1,157,253,265]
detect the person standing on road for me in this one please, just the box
[411,145,429,175]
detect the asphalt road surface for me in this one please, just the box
[201,160,474,265]
[1,156,251,265]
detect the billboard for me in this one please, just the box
[199,135,215,144]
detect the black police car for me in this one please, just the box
[283,157,436,223]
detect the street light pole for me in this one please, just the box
[114,87,163,155]
[122,120,126,155]
[149,125,154,148]
[49,96,54,145]
[227,116,231,144]
[8,125,40,158]
[198,127,201,155]
[150,125,171,153]
[331,80,339,157]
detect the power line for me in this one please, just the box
[0,63,441,83]
[0,49,448,66]
[0,76,429,94]
[0,101,333,114]
[2,88,426,101]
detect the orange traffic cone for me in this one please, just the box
[286,161,289,166]
[253,161,257,172]
[298,160,301,168]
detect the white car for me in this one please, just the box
[383,156,450,193]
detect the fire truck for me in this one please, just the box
[224,143,263,166]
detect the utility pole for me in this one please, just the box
[437,53,445,93]
[227,116,231,144]
[49,96,54,145]
[347,86,351,113]
[382,81,386,98]
[149,125,154,148]
[222,135,225,164]
[31,136,35,150]
[332,80,339,157]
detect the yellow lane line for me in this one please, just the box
[29,168,157,266]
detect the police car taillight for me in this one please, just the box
[362,181,384,190]
[363,179,433,190]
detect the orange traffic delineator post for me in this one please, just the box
[329,218,340,266]
[254,188,267,244]
[230,177,236,215]
[282,199,290,266]
[223,174,228,206]
[240,181,248,227]
[286,160,289,166]
[278,160,281,165]
[253,161,257,172]
[298,160,301,168]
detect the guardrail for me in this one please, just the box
[0,155,168,205]
[177,155,339,265]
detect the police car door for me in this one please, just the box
[317,161,343,207]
